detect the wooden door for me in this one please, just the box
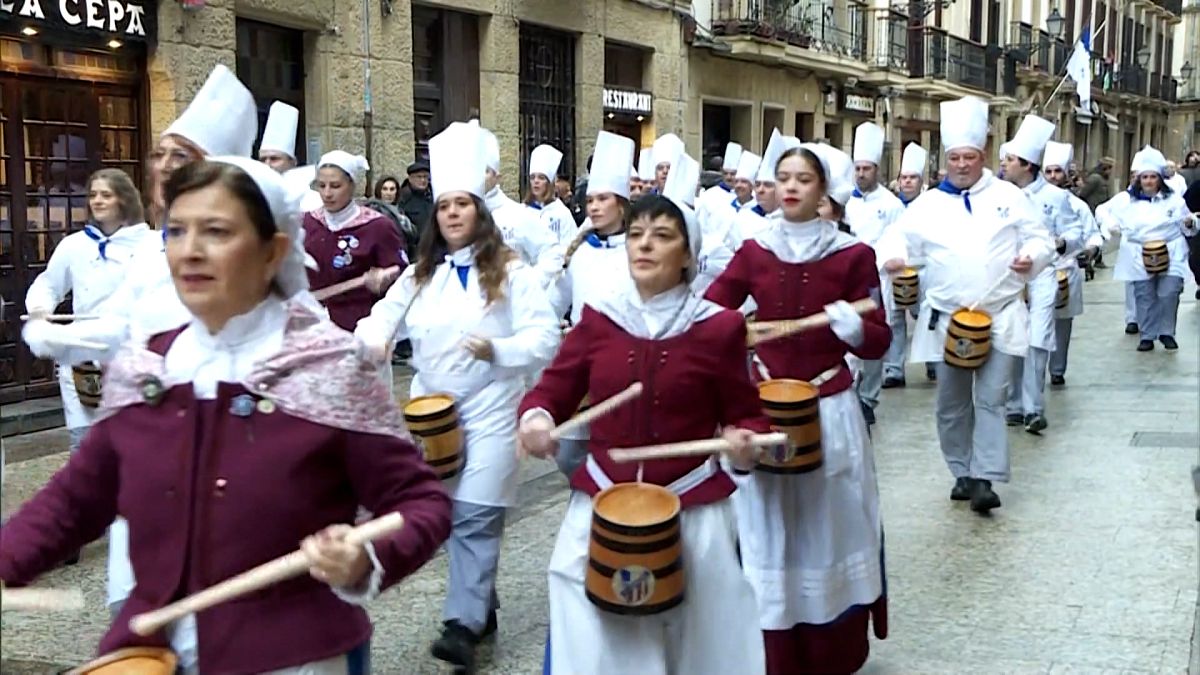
[236,19,306,164]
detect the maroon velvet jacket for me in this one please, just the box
[304,207,408,331]
[0,329,450,674]
[704,240,891,395]
[518,307,772,507]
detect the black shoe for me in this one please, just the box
[1006,413,1024,427]
[1050,374,1065,386]
[1137,339,1154,352]
[1094,259,1107,269]
[1160,335,1179,350]
[882,376,906,389]
[1024,413,1047,434]
[431,621,478,668]
[479,610,498,640]
[970,480,1001,513]
[950,477,974,501]
[1125,322,1139,335]
[1195,289,1199,300]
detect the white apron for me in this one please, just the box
[1025,267,1058,351]
[910,295,1029,363]
[1054,263,1084,319]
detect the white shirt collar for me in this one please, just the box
[324,202,361,232]
[166,297,288,400]
[589,279,722,340]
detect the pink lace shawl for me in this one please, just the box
[96,301,411,440]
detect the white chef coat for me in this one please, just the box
[1105,189,1197,281]
[487,186,556,269]
[876,170,1055,361]
[23,223,159,429]
[696,182,734,231]
[355,247,559,506]
[1021,176,1083,350]
[846,185,905,314]
[528,199,579,248]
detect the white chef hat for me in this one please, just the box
[428,122,488,200]
[900,143,928,177]
[479,126,502,174]
[260,101,300,160]
[734,152,761,181]
[528,144,563,182]
[637,149,656,181]
[722,142,743,171]
[940,96,990,153]
[163,65,257,158]
[206,156,315,300]
[652,133,684,169]
[997,142,1010,164]
[587,131,635,199]
[1042,141,1073,171]
[661,153,703,282]
[853,122,885,165]
[756,128,801,184]
[318,150,370,183]
[1005,114,1056,166]
[803,143,855,206]
[1130,145,1167,176]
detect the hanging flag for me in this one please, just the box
[1066,26,1093,109]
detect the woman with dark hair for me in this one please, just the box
[304,151,409,332]
[518,159,768,675]
[705,144,890,674]
[355,122,559,672]
[373,175,402,205]
[2,157,452,674]
[1103,145,1197,352]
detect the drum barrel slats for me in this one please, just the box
[402,395,463,481]
[587,483,685,616]
[944,310,992,370]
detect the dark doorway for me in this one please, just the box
[411,7,481,162]
[519,25,576,189]
[236,19,307,164]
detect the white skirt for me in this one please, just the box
[731,388,884,630]
[547,491,765,675]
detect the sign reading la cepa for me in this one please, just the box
[603,87,654,116]
[2,0,154,41]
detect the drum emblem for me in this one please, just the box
[766,441,796,464]
[896,285,915,300]
[611,565,655,606]
[78,374,101,397]
[953,337,974,358]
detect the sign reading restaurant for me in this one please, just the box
[603,87,654,116]
[2,0,154,41]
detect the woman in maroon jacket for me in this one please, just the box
[304,150,409,332]
[704,143,889,675]
[0,157,451,674]
[518,193,769,674]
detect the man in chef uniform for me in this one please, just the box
[878,96,1054,515]
[649,133,685,195]
[257,101,324,213]
[1042,140,1103,385]
[728,129,798,247]
[882,142,937,385]
[845,122,905,420]
[998,115,1082,435]
[697,142,742,225]
[475,122,557,271]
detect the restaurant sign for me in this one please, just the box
[603,87,654,116]
[2,0,156,42]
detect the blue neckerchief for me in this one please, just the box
[451,261,470,289]
[936,178,972,214]
[161,227,168,244]
[83,224,111,260]
[852,188,865,199]
[718,181,731,192]
[730,196,746,212]
[585,232,620,249]
[1127,187,1152,202]
[899,194,913,207]
[751,204,766,217]
[528,202,543,211]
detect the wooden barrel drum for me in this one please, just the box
[1142,240,1169,275]
[71,362,104,408]
[943,309,992,369]
[67,647,177,675]
[756,379,822,474]
[402,394,464,480]
[1054,270,1070,310]
[892,268,920,307]
[586,483,684,615]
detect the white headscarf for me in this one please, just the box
[318,151,370,183]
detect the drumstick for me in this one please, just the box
[46,336,109,351]
[128,512,405,636]
[747,297,877,347]
[1,587,85,612]
[608,432,790,463]
[549,382,643,441]
[19,314,100,321]
[313,266,400,302]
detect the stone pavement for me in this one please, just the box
[2,270,1196,674]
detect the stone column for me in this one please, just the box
[479,13,521,195]
[578,32,606,175]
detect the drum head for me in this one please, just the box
[757,378,819,404]
[68,647,177,675]
[593,483,680,527]
[953,309,991,327]
[403,393,455,417]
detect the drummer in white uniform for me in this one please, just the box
[259,101,324,213]
[1101,145,1197,352]
[649,133,685,194]
[879,96,1054,514]
[478,124,557,270]
[697,142,742,224]
[525,144,577,246]
[1042,141,1102,385]
[998,115,1081,434]
[355,121,559,671]
[846,123,905,421]
[883,142,937,384]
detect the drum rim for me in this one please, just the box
[592,483,680,536]
[402,393,458,422]
[757,378,819,402]
[66,646,177,675]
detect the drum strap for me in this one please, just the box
[751,359,841,387]
[586,454,720,497]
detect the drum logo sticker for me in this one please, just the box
[612,565,655,606]
[77,374,101,398]
[954,337,975,358]
[766,441,797,464]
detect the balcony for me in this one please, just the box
[909,26,990,92]
[708,0,870,66]
[1007,22,1068,75]
[1152,0,1183,15]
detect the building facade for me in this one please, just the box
[0,0,1188,401]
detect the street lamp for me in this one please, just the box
[1137,45,1152,68]
[1182,61,1195,82]
[1045,7,1065,39]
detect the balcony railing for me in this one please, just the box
[871,10,910,71]
[1007,22,1068,74]
[709,0,868,61]
[1150,71,1162,98]
[908,27,989,91]
[1153,0,1183,15]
